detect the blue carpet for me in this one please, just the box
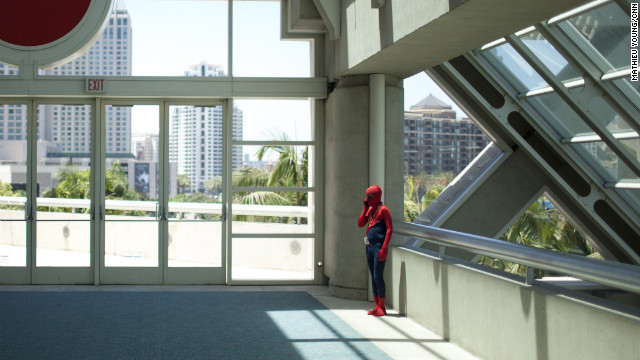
[0,291,391,360]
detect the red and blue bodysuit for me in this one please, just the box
[357,185,393,316]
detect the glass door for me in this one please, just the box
[32,101,94,284]
[99,101,226,284]
[164,102,226,284]
[100,103,162,284]
[0,101,28,284]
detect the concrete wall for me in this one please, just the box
[323,74,404,299]
[324,76,371,299]
[331,0,590,78]
[387,246,640,360]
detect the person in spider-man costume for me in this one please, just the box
[357,185,393,316]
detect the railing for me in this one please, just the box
[395,221,640,296]
[0,196,309,218]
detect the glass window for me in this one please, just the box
[43,0,229,77]
[587,97,635,135]
[482,42,548,92]
[233,0,311,77]
[527,91,590,137]
[520,30,581,83]
[0,63,19,76]
[232,237,314,280]
[562,2,631,72]
[573,141,640,182]
[234,99,312,141]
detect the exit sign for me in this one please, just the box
[86,77,107,93]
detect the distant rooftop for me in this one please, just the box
[411,94,453,110]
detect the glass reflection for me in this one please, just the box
[520,30,581,83]
[482,43,548,92]
[527,92,589,137]
[563,2,631,72]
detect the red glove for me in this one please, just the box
[378,246,388,261]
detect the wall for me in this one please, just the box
[387,246,640,360]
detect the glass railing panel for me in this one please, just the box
[231,237,314,280]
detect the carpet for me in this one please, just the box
[0,291,391,360]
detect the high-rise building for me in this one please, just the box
[0,8,132,159]
[170,61,243,193]
[404,94,488,176]
[42,8,133,157]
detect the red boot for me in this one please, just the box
[373,297,386,316]
[368,296,379,315]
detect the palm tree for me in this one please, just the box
[177,174,191,194]
[255,130,307,188]
[479,195,599,277]
[255,129,308,208]
[54,164,91,200]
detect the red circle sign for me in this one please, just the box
[0,0,92,46]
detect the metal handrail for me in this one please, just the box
[0,196,309,218]
[395,221,640,295]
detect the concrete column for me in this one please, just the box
[369,74,385,199]
[324,75,403,299]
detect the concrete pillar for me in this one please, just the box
[324,74,403,299]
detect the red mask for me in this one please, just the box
[364,185,382,208]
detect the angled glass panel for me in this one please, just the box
[520,31,581,83]
[481,43,549,92]
[618,189,640,212]
[527,92,589,137]
[572,141,640,182]
[560,2,630,72]
[622,78,640,96]
[587,97,636,135]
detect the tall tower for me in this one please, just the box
[42,8,132,157]
[170,61,243,193]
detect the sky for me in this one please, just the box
[120,0,468,158]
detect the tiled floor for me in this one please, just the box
[0,285,481,360]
